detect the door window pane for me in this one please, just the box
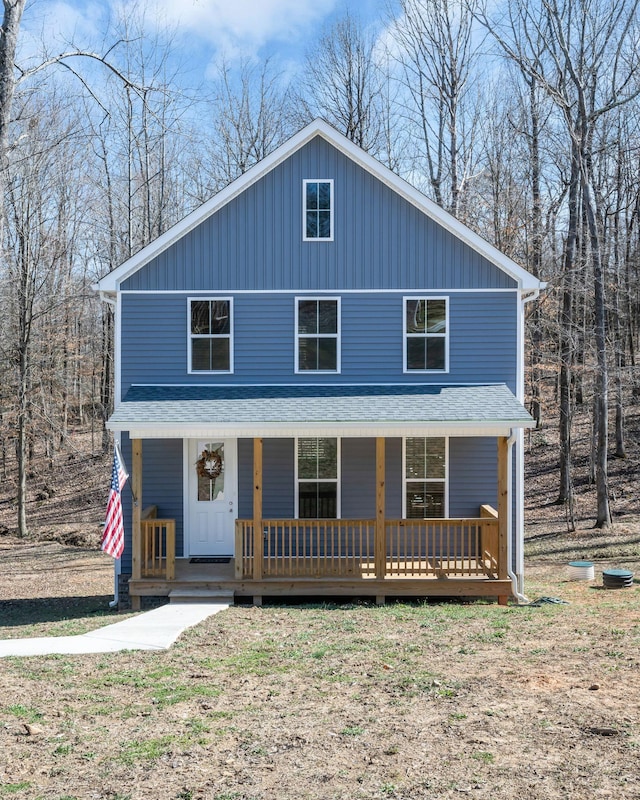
[196,441,225,501]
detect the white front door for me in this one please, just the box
[187,439,237,556]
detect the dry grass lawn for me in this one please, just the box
[1,530,639,800]
[1,403,640,799]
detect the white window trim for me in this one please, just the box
[295,296,341,374]
[302,179,334,242]
[402,436,449,519]
[294,436,341,519]
[403,295,449,373]
[187,296,234,374]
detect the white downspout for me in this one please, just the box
[506,429,528,604]
[511,287,542,603]
[98,292,121,610]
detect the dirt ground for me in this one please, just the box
[0,532,639,800]
[1,403,640,799]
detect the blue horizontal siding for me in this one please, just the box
[449,438,497,517]
[120,291,517,395]
[341,438,375,519]
[122,137,517,293]
[118,435,514,570]
[119,435,184,573]
[235,437,495,522]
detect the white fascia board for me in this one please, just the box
[107,419,535,439]
[97,118,543,293]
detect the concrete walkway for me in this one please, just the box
[0,601,230,658]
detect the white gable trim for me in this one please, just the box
[97,119,542,293]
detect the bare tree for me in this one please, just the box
[478,0,640,528]
[391,0,480,216]
[297,12,389,157]
[199,57,295,195]
[0,1,147,536]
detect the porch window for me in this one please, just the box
[296,298,340,372]
[404,437,447,518]
[188,298,232,372]
[404,297,448,372]
[303,179,333,240]
[297,437,339,518]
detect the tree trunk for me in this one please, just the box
[557,145,579,524]
[529,76,543,427]
[582,172,611,528]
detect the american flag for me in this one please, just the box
[101,443,129,559]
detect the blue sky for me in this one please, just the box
[24,0,388,81]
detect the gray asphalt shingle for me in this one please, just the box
[109,384,533,426]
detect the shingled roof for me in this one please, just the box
[108,383,534,439]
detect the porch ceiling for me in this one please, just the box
[107,384,534,439]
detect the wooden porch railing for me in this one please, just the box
[140,506,175,580]
[235,519,375,579]
[384,518,498,577]
[235,511,499,581]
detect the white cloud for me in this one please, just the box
[145,0,336,53]
[20,0,109,54]
[18,0,342,79]
[28,0,338,60]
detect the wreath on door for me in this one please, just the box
[196,448,223,480]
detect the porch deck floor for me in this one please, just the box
[130,558,507,603]
[171,559,496,582]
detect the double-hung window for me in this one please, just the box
[404,297,448,372]
[188,298,233,373]
[404,437,447,518]
[297,437,339,518]
[296,298,340,372]
[303,179,333,240]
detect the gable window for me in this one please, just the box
[303,179,333,240]
[296,298,340,372]
[404,297,448,372]
[189,298,233,372]
[297,437,339,518]
[404,437,447,518]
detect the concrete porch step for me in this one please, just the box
[169,588,235,605]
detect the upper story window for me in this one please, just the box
[188,298,233,373]
[297,437,339,518]
[296,298,340,372]
[303,179,333,241]
[404,297,448,372]
[404,437,447,518]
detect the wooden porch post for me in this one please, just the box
[375,437,386,594]
[131,439,142,611]
[253,438,263,587]
[497,436,509,605]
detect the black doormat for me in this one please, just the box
[190,557,231,564]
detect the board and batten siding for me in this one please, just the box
[120,291,518,396]
[121,137,517,293]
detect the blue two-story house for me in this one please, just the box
[97,119,542,608]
